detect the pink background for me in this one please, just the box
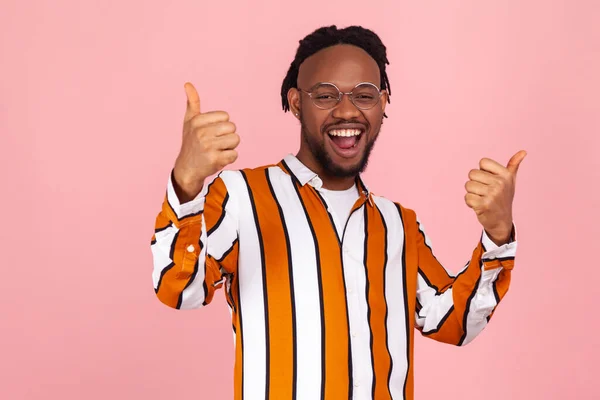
[2,0,599,399]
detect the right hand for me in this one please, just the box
[173,82,240,201]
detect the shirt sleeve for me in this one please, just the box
[414,216,517,346]
[150,170,240,310]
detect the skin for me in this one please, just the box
[173,44,526,246]
[287,44,388,191]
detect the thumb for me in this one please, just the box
[506,150,527,175]
[183,82,201,122]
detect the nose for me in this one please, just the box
[332,92,361,120]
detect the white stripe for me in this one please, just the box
[227,170,267,399]
[375,197,408,399]
[269,167,322,399]
[343,205,373,399]
[461,266,502,345]
[415,270,455,331]
[151,225,178,289]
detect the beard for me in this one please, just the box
[300,119,379,178]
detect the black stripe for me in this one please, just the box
[363,207,377,398]
[290,177,326,400]
[394,203,411,398]
[207,192,229,237]
[168,230,181,260]
[232,323,237,334]
[422,305,455,336]
[416,297,423,315]
[266,168,298,400]
[200,238,209,307]
[216,238,239,263]
[170,171,224,223]
[417,268,441,295]
[155,262,175,293]
[280,159,302,186]
[166,193,202,222]
[416,220,452,280]
[374,204,394,399]
[227,272,237,314]
[457,270,482,346]
[482,256,515,263]
[240,171,270,399]
[154,220,173,233]
[151,238,157,245]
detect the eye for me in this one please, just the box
[316,94,337,100]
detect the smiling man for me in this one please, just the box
[151,25,524,400]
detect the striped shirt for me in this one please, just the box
[151,154,517,400]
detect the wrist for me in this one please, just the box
[486,223,514,246]
[171,169,205,203]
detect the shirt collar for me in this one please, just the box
[280,153,372,198]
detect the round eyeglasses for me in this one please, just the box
[298,82,384,110]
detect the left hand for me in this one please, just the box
[464,150,527,245]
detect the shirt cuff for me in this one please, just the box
[481,225,518,260]
[166,171,206,220]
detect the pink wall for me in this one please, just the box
[2,0,599,399]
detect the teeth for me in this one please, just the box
[328,129,362,137]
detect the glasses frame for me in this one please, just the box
[298,81,385,110]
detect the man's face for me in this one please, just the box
[290,44,388,178]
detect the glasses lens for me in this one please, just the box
[351,84,380,108]
[311,84,340,109]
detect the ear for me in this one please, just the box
[287,88,301,119]
[380,90,388,114]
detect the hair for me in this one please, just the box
[280,25,391,116]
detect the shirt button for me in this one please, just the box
[186,245,195,253]
[354,380,360,387]
[351,331,357,337]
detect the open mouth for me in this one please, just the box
[327,128,365,150]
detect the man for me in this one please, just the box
[151,25,525,400]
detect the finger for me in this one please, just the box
[479,157,509,176]
[184,82,201,123]
[506,150,527,175]
[465,181,489,196]
[468,169,496,185]
[464,193,483,209]
[218,149,238,167]
[189,112,231,131]
[214,133,240,150]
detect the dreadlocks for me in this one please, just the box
[280,25,391,116]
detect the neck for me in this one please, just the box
[295,149,357,191]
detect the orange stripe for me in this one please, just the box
[297,184,350,399]
[155,220,202,308]
[416,226,454,293]
[244,168,294,399]
[366,206,392,400]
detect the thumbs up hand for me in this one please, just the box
[464,150,527,246]
[172,82,240,202]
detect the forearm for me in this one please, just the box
[151,171,238,309]
[416,224,517,346]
